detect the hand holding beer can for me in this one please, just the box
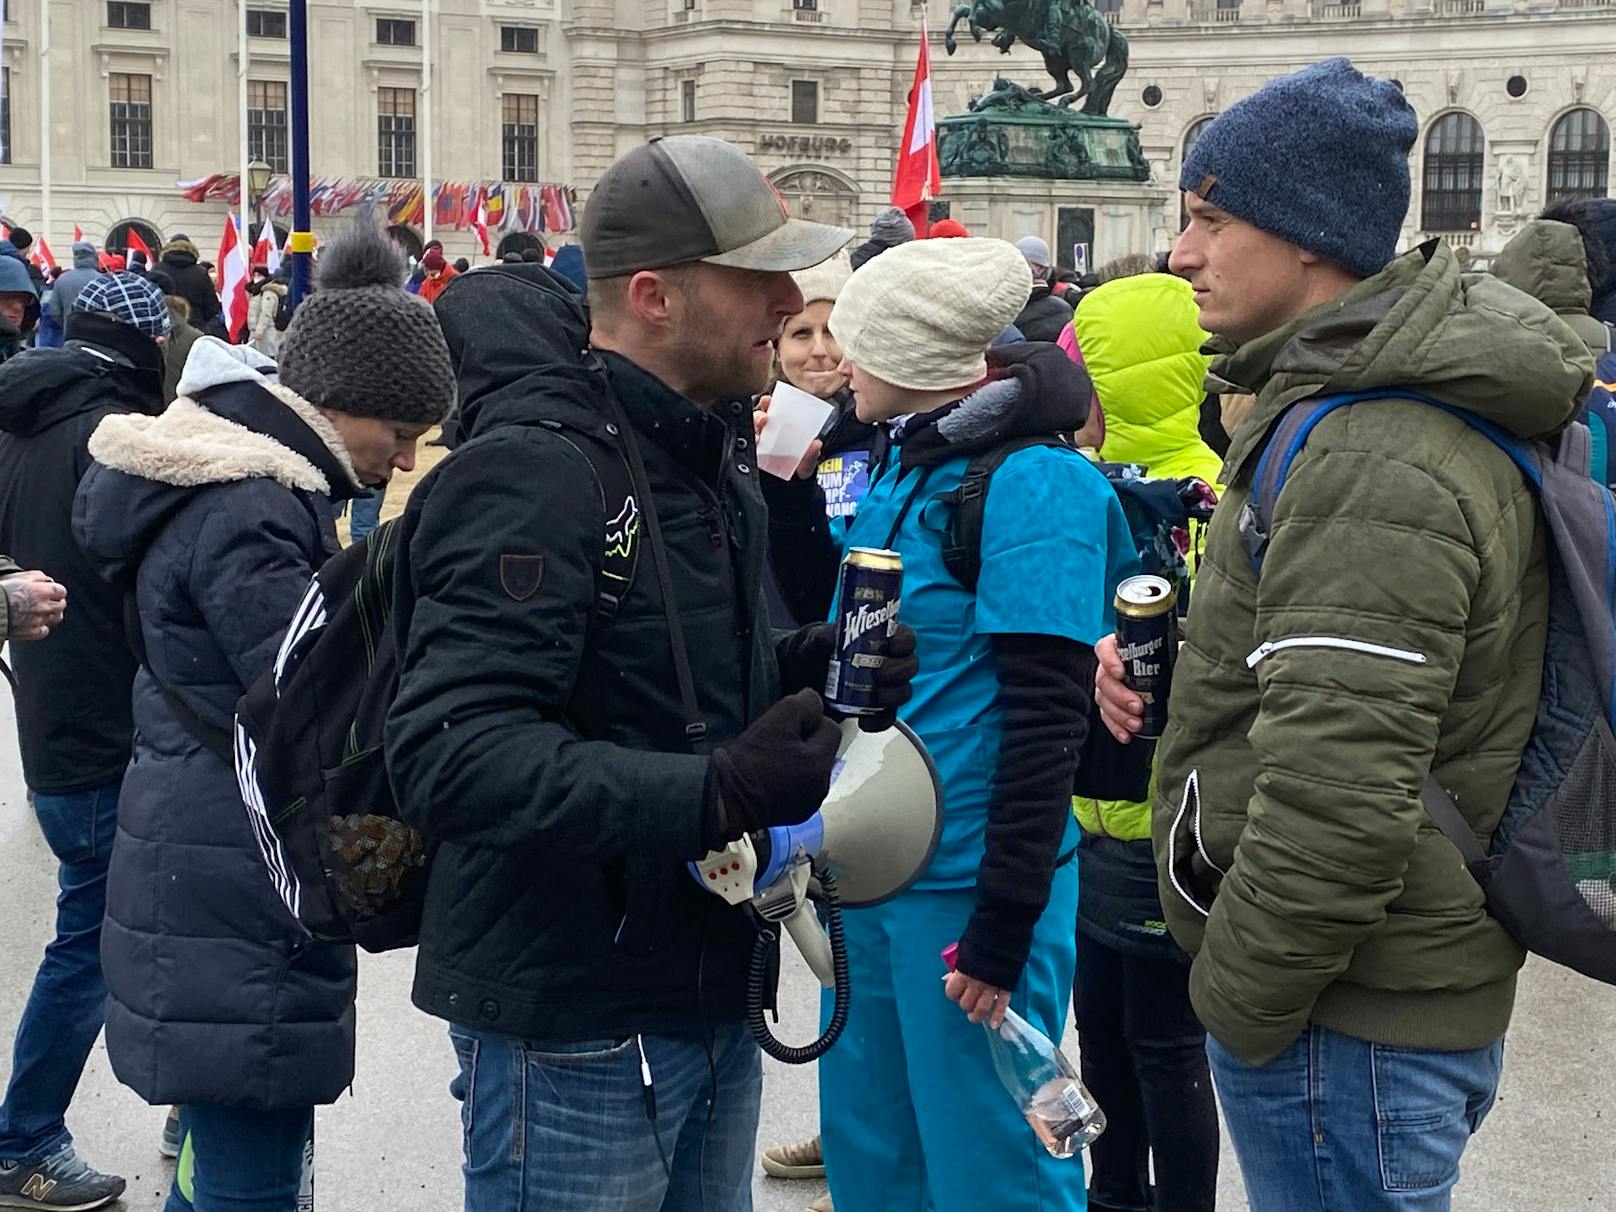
[1114,574,1177,739]
[825,548,904,717]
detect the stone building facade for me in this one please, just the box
[0,0,1609,266]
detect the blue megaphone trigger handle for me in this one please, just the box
[756,814,826,892]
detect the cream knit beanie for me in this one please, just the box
[829,237,1028,392]
[791,251,852,307]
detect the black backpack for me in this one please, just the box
[272,288,295,333]
[233,426,640,952]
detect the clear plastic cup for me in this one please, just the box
[757,381,836,480]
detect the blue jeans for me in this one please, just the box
[0,783,120,1161]
[1207,1026,1505,1212]
[163,1105,314,1212]
[448,1022,761,1212]
[346,488,384,545]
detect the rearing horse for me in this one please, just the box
[944,0,1129,116]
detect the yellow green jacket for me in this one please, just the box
[1071,273,1219,841]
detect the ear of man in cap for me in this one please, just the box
[1179,57,1417,280]
[277,223,456,426]
[830,237,1030,392]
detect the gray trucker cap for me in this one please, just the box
[581,135,854,279]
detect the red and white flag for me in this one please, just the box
[124,227,156,267]
[72,224,84,243]
[216,216,250,343]
[892,15,942,238]
[470,188,492,257]
[253,218,282,275]
[28,238,56,273]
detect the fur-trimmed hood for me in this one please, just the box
[74,337,362,583]
[159,238,201,267]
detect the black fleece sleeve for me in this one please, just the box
[956,632,1095,991]
[762,468,841,628]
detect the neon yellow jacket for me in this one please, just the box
[1071,273,1219,840]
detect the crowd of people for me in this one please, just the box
[0,52,1609,1212]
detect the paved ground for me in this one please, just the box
[1,433,1613,1208]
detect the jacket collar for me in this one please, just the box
[598,350,732,485]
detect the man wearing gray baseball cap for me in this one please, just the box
[387,137,920,1212]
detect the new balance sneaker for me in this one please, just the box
[761,1133,825,1180]
[159,1107,181,1160]
[0,1145,126,1210]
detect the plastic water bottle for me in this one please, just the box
[942,943,1106,1158]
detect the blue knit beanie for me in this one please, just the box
[1180,58,1418,280]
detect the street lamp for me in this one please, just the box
[247,159,273,220]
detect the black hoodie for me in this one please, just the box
[0,312,165,793]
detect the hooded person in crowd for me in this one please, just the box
[0,273,169,1212]
[783,236,1136,1212]
[72,223,455,1212]
[49,244,103,332]
[0,243,41,363]
[245,264,288,360]
[157,235,222,333]
[1067,270,1222,1212]
[417,241,458,305]
[1013,236,1077,343]
[1094,58,1594,1212]
[848,206,915,271]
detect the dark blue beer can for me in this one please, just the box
[825,547,904,716]
[1115,574,1177,739]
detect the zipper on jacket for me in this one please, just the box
[1245,636,1428,670]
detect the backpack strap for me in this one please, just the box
[122,586,234,762]
[938,435,1071,592]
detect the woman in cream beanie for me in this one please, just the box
[810,236,1140,1212]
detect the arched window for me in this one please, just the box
[105,219,165,262]
[1178,117,1215,230]
[1547,108,1611,205]
[386,224,423,261]
[1421,112,1484,232]
[495,231,544,260]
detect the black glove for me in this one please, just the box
[857,623,918,734]
[705,689,843,850]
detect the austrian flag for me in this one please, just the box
[891,16,942,237]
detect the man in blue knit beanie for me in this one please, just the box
[1092,57,1597,1212]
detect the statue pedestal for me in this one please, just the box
[940,176,1176,274]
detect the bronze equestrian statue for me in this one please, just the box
[944,0,1129,116]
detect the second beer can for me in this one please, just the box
[1115,574,1177,739]
[825,547,904,716]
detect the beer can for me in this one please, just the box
[1115,574,1177,739]
[825,547,904,716]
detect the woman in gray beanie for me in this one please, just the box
[73,221,454,1212]
[848,206,916,272]
[806,237,1140,1212]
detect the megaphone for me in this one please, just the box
[690,717,944,1063]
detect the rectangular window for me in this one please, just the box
[247,79,289,174]
[376,17,416,45]
[681,79,696,124]
[793,0,819,9]
[791,80,818,124]
[246,9,287,37]
[107,1,152,29]
[501,93,539,182]
[109,72,154,169]
[684,0,697,12]
[1,69,10,167]
[377,86,416,178]
[500,25,539,53]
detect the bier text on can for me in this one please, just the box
[1115,574,1177,739]
[825,548,904,716]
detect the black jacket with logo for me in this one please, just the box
[389,267,799,1042]
[0,314,165,793]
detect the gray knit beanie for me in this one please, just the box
[278,223,456,425]
[849,207,917,272]
[1180,58,1417,279]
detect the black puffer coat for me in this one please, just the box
[72,339,363,1109]
[157,238,222,331]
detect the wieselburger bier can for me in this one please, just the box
[1115,574,1177,739]
[825,547,904,716]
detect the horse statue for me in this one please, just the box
[944,0,1129,116]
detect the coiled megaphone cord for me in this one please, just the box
[746,863,850,1064]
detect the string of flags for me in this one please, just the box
[176,174,577,233]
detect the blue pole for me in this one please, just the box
[288,0,313,306]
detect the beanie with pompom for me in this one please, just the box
[278,223,456,424]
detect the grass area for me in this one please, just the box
[334,427,452,545]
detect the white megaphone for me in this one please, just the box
[690,717,943,1059]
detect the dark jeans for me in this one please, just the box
[1073,930,1218,1212]
[0,782,120,1162]
[163,1105,314,1212]
[449,1022,762,1212]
